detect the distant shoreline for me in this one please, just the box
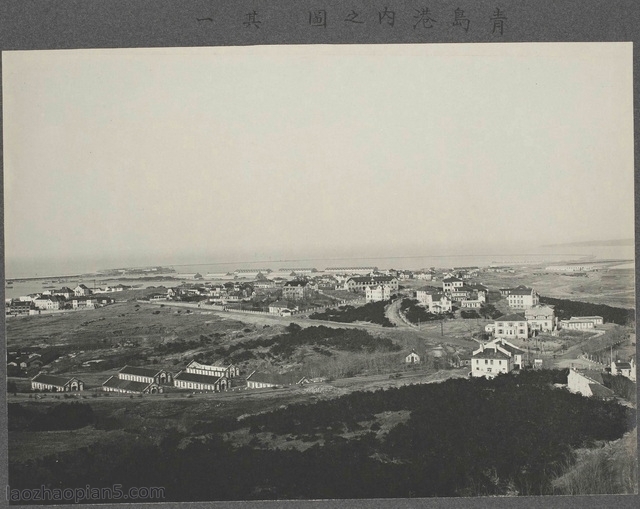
[5,257,634,283]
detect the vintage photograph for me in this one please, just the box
[2,43,636,503]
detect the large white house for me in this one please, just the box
[490,313,529,340]
[507,285,539,309]
[365,285,391,303]
[471,339,525,378]
[415,289,452,313]
[524,305,556,333]
[442,277,464,293]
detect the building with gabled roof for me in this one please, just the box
[442,277,464,293]
[366,284,391,303]
[185,360,240,378]
[344,276,398,293]
[246,370,309,389]
[74,284,92,296]
[507,285,539,309]
[471,339,525,378]
[611,359,636,381]
[567,369,616,400]
[405,350,421,364]
[525,305,556,333]
[102,376,163,394]
[174,371,230,392]
[117,366,173,385]
[31,373,84,392]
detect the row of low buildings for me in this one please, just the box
[30,361,309,394]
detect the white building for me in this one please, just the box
[507,285,539,309]
[471,339,524,378]
[611,359,636,382]
[442,277,464,293]
[365,285,391,303]
[567,369,615,399]
[492,313,529,339]
[344,276,398,293]
[524,305,556,333]
[31,374,84,392]
[185,360,240,378]
[405,350,421,364]
[559,316,603,330]
[416,289,452,314]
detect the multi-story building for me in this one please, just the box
[611,358,636,381]
[492,313,529,339]
[524,305,556,333]
[365,285,391,303]
[415,289,452,314]
[282,280,313,301]
[442,277,464,293]
[344,276,398,293]
[471,339,525,378]
[507,285,539,309]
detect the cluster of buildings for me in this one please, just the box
[414,278,488,314]
[6,284,116,316]
[30,360,310,394]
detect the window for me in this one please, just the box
[485,359,488,364]
[490,360,494,365]
[499,360,502,365]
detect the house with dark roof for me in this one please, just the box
[567,369,616,400]
[507,285,539,309]
[471,339,525,378]
[246,371,309,389]
[102,376,163,394]
[33,296,62,310]
[32,373,84,392]
[525,305,556,333]
[344,276,398,293]
[74,284,92,296]
[174,371,230,392]
[442,277,464,293]
[282,280,313,301]
[185,360,240,378]
[488,313,529,339]
[611,359,636,381]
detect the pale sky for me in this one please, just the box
[2,43,635,270]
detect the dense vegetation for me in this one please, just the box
[399,298,452,324]
[9,370,634,501]
[539,296,634,326]
[9,402,95,431]
[601,373,637,405]
[310,300,395,327]
[211,323,400,363]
